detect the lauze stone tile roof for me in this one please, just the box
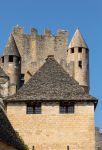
[4,55,97,104]
[4,34,20,57]
[69,28,88,49]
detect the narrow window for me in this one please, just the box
[20,74,25,87]
[32,146,34,150]
[70,48,74,53]
[60,102,74,114]
[27,103,41,114]
[78,47,82,53]
[1,57,4,63]
[17,57,21,64]
[9,55,13,62]
[67,146,69,150]
[78,60,82,68]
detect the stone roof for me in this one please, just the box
[0,67,9,78]
[4,55,97,103]
[0,107,27,150]
[4,34,20,57]
[69,28,88,49]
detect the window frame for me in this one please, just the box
[26,102,41,114]
[60,102,74,114]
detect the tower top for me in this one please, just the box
[69,28,88,49]
[4,34,20,57]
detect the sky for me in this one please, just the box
[0,0,102,130]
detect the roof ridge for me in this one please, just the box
[4,56,97,102]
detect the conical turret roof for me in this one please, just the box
[69,28,88,49]
[4,34,20,57]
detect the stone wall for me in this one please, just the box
[7,102,95,150]
[95,128,102,150]
[0,141,17,150]
[0,77,9,97]
[12,27,68,82]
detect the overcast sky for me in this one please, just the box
[0,0,102,130]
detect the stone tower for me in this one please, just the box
[2,34,21,95]
[67,28,89,93]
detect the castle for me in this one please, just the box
[0,26,101,150]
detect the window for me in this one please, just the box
[9,55,13,62]
[26,103,41,114]
[17,57,21,64]
[32,146,34,150]
[78,47,82,53]
[70,48,74,53]
[67,146,69,150]
[60,102,74,114]
[1,57,4,63]
[78,60,82,68]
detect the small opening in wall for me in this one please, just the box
[9,55,13,62]
[78,60,82,68]
[32,146,34,150]
[86,48,88,54]
[1,57,4,63]
[67,145,69,150]
[17,57,21,64]
[78,47,82,53]
[70,48,74,53]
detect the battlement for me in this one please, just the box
[12,25,68,39]
[2,27,89,94]
[13,25,24,34]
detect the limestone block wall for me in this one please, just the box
[0,77,9,97]
[7,102,95,150]
[0,141,17,150]
[0,81,9,97]
[12,27,68,82]
[95,128,102,150]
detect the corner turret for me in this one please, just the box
[67,28,89,93]
[3,34,21,95]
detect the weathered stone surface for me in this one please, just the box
[95,128,102,150]
[4,55,97,102]
[0,26,99,150]
[7,102,96,150]
[0,107,27,150]
[67,29,89,93]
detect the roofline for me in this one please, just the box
[3,54,20,57]
[4,99,98,107]
[68,47,89,50]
